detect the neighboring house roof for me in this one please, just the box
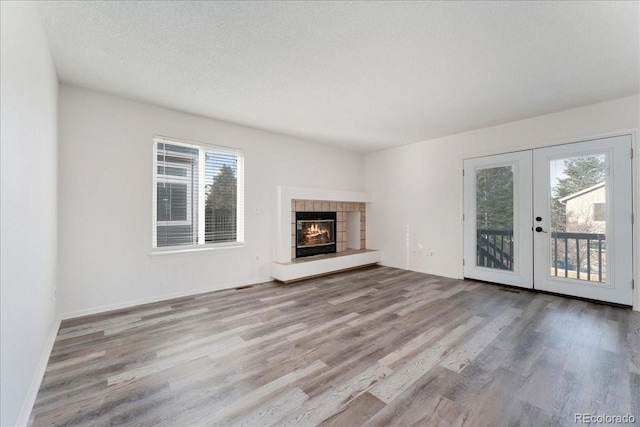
[558,182,605,203]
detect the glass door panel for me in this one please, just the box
[548,153,607,284]
[464,151,533,289]
[475,166,515,271]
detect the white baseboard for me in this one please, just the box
[377,262,461,280]
[16,316,61,426]
[60,276,274,320]
[413,268,461,280]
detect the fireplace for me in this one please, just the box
[296,211,337,258]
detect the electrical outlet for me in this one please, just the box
[430,251,434,257]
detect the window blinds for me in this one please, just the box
[153,137,244,250]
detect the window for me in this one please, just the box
[153,137,244,250]
[591,202,606,222]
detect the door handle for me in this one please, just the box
[535,226,547,233]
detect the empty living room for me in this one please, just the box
[2,1,639,426]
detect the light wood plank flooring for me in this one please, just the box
[30,266,640,426]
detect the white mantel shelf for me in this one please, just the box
[270,249,381,283]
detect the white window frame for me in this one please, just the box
[152,136,244,252]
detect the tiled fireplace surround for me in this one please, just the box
[271,187,380,281]
[291,200,366,259]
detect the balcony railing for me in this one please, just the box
[205,209,236,242]
[551,231,606,283]
[476,229,513,271]
[476,229,606,283]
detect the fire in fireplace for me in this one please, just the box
[296,211,337,258]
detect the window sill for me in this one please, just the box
[149,242,245,256]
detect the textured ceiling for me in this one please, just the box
[38,1,639,153]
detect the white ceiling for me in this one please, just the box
[38,1,639,153]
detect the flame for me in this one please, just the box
[303,222,328,238]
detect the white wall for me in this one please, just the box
[366,95,640,308]
[58,85,365,316]
[0,3,59,426]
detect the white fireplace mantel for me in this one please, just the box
[271,186,380,282]
[273,186,371,263]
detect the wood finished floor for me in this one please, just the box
[30,266,640,426]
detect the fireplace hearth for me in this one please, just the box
[296,212,337,258]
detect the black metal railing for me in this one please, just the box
[551,231,606,283]
[476,229,606,283]
[477,229,513,270]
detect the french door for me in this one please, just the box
[464,135,633,305]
